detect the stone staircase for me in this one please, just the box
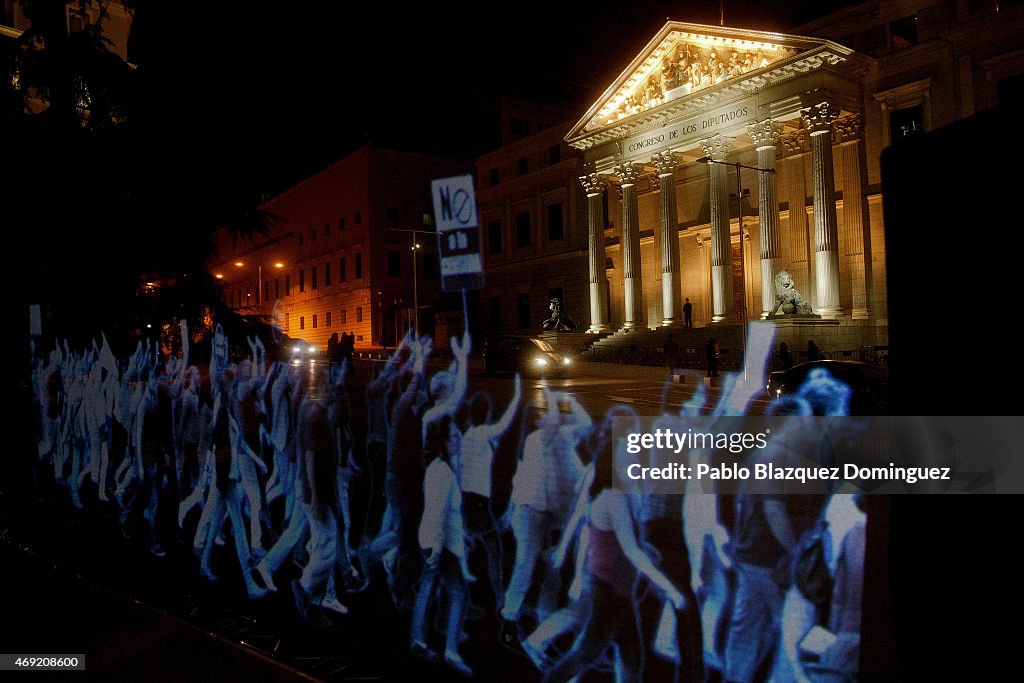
[537,331,613,358]
[573,323,745,369]
[537,321,887,373]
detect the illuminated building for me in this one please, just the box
[478,3,1023,358]
[475,107,590,334]
[565,20,883,356]
[208,147,470,351]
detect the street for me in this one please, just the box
[452,357,773,422]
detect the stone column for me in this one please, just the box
[580,172,610,332]
[835,114,872,319]
[746,120,783,318]
[652,151,682,326]
[699,134,733,322]
[696,234,711,324]
[802,100,842,317]
[615,161,644,329]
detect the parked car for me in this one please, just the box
[483,334,572,377]
[766,359,889,415]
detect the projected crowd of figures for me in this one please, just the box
[28,320,867,682]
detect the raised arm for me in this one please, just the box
[561,392,593,440]
[479,373,522,441]
[395,336,429,416]
[421,332,468,440]
[447,326,472,411]
[260,360,279,398]
[370,330,411,392]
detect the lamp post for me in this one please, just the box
[731,187,750,331]
[411,239,421,338]
[697,156,776,380]
[377,290,383,349]
[388,226,436,339]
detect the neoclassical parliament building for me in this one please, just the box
[571,21,883,353]
[476,1,1023,360]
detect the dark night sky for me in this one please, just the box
[129,1,866,197]
[4,0,867,329]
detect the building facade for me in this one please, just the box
[566,20,884,354]
[552,3,1023,354]
[475,119,590,334]
[209,147,470,351]
[208,2,1024,357]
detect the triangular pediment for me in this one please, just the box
[568,22,852,146]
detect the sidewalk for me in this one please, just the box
[0,386,334,682]
[0,538,314,682]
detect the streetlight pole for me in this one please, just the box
[411,237,420,339]
[377,290,383,349]
[388,226,435,340]
[732,174,750,381]
[697,156,776,381]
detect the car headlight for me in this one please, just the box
[534,357,549,367]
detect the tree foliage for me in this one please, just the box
[1,1,273,348]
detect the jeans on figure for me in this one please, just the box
[724,561,784,683]
[542,575,643,683]
[411,548,468,654]
[464,492,504,609]
[502,504,560,622]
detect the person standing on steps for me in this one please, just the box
[778,341,793,371]
[807,339,821,362]
[706,337,720,377]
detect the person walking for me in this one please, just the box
[290,365,345,620]
[327,332,340,363]
[663,333,680,375]
[779,341,793,371]
[706,337,720,377]
[540,476,686,683]
[410,414,475,677]
[807,340,821,362]
[501,390,590,648]
[683,298,693,329]
[460,376,522,612]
